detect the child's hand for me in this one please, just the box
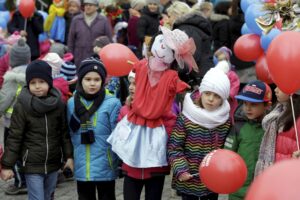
[0,169,14,181]
[64,158,74,172]
[292,150,300,158]
[178,172,193,182]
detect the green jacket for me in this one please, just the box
[224,106,264,200]
[1,87,73,174]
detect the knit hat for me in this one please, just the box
[49,42,68,59]
[146,0,159,4]
[93,36,111,48]
[83,0,98,5]
[68,0,81,7]
[61,61,77,81]
[9,38,31,68]
[199,67,230,100]
[26,60,53,87]
[77,57,107,84]
[131,0,145,10]
[235,80,272,103]
[42,53,64,77]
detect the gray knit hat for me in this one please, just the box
[146,0,159,4]
[131,0,146,10]
[9,38,31,68]
[93,36,111,48]
[49,42,68,59]
[83,0,98,5]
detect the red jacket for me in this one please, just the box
[118,103,177,179]
[0,53,9,89]
[275,117,300,162]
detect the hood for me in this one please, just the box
[210,13,230,22]
[3,65,27,85]
[173,11,212,37]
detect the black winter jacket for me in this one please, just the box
[1,87,73,174]
[7,11,44,59]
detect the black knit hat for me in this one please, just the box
[26,60,53,87]
[77,57,107,84]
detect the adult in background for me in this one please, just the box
[7,7,44,60]
[67,0,112,68]
[167,1,214,88]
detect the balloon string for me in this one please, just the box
[290,95,300,150]
[24,19,27,32]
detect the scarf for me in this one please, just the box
[19,87,61,116]
[44,4,66,32]
[255,103,286,177]
[182,93,230,129]
[84,12,98,27]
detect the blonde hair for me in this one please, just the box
[199,2,213,12]
[166,1,191,18]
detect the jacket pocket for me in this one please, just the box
[22,149,29,167]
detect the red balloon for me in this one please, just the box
[199,149,247,194]
[266,31,300,94]
[234,34,264,62]
[19,0,35,18]
[255,54,273,84]
[246,160,300,200]
[99,43,138,76]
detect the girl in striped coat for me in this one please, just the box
[167,65,232,200]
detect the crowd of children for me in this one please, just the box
[0,0,299,200]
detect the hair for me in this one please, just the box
[214,1,231,15]
[166,1,191,19]
[279,94,300,131]
[198,1,213,12]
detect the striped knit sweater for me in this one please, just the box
[167,114,231,197]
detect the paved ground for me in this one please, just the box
[0,118,228,200]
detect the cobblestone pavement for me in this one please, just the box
[0,118,227,200]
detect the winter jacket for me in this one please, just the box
[224,106,264,200]
[127,16,140,47]
[67,94,121,181]
[7,11,44,59]
[168,92,231,197]
[1,87,73,174]
[67,13,112,67]
[173,11,214,86]
[275,117,300,162]
[53,77,69,103]
[0,52,9,88]
[64,11,81,45]
[0,65,27,128]
[210,13,231,52]
[136,7,160,43]
[118,103,176,179]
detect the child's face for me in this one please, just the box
[242,101,267,120]
[68,2,80,14]
[82,71,102,95]
[128,77,136,99]
[201,91,223,111]
[29,78,50,97]
[275,87,289,103]
[148,3,158,13]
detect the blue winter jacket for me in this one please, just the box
[67,94,121,181]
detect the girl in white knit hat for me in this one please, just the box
[167,64,231,200]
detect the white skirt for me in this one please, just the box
[107,116,168,168]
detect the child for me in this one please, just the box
[0,60,74,200]
[224,80,272,200]
[0,38,31,195]
[118,70,177,200]
[214,46,240,123]
[67,57,121,200]
[255,87,300,176]
[167,66,231,200]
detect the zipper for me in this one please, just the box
[22,149,29,166]
[44,114,49,174]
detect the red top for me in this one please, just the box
[127,59,188,128]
